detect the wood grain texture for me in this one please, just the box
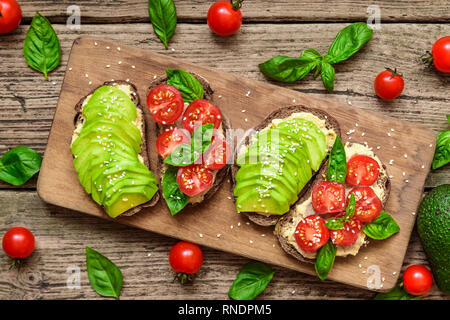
[1,23,449,188]
[36,36,436,292]
[17,0,450,23]
[0,190,448,300]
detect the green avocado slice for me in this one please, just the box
[233,177,297,205]
[100,173,156,205]
[81,117,142,147]
[235,188,290,215]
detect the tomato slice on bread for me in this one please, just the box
[346,155,380,186]
[147,84,184,125]
[329,213,362,246]
[347,187,382,223]
[312,181,346,214]
[177,164,213,197]
[156,127,191,159]
[182,99,222,133]
[203,135,230,170]
[294,215,329,252]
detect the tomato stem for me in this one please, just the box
[421,51,434,66]
[174,272,194,285]
[385,67,403,79]
[230,0,244,10]
[9,259,22,270]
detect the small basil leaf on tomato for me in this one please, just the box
[374,282,421,300]
[344,193,356,220]
[320,62,335,92]
[228,262,275,300]
[191,123,214,157]
[0,146,42,186]
[324,218,345,230]
[148,0,177,49]
[325,22,373,64]
[162,166,188,215]
[85,246,123,299]
[23,13,61,80]
[432,129,450,170]
[314,241,337,281]
[327,135,347,183]
[363,211,400,240]
[166,68,204,103]
[163,143,195,167]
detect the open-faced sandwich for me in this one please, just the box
[231,105,340,226]
[146,69,231,215]
[275,138,400,280]
[71,81,160,218]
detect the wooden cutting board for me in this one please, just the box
[37,36,436,292]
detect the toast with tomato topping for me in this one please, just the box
[231,105,341,226]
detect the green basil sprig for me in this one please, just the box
[0,146,42,186]
[228,262,275,300]
[23,13,61,80]
[432,115,450,169]
[162,166,189,215]
[327,135,347,183]
[166,69,204,103]
[363,211,400,240]
[85,246,123,299]
[148,0,177,49]
[374,281,421,300]
[324,193,355,230]
[259,22,373,92]
[314,241,337,280]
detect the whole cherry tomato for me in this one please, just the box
[431,36,450,73]
[0,0,22,34]
[374,68,404,100]
[2,227,35,268]
[169,241,203,284]
[403,265,433,296]
[207,0,243,37]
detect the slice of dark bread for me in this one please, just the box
[231,105,341,226]
[72,80,160,217]
[274,142,391,264]
[147,72,231,212]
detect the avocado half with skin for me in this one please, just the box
[71,81,159,218]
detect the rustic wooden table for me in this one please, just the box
[0,0,449,300]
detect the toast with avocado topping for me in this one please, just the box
[71,80,160,218]
[231,105,341,226]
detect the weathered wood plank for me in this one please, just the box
[16,0,450,23]
[0,23,449,189]
[0,190,447,300]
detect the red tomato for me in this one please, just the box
[156,127,191,159]
[329,214,362,246]
[374,69,404,100]
[169,241,203,275]
[207,0,242,37]
[346,155,380,186]
[403,265,433,296]
[311,181,346,214]
[177,164,213,197]
[294,215,329,252]
[0,0,22,34]
[2,227,35,259]
[432,36,450,73]
[146,84,184,125]
[347,187,382,223]
[182,99,222,133]
[203,135,230,170]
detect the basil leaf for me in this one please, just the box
[320,62,335,92]
[344,193,355,220]
[327,135,347,183]
[163,143,195,166]
[374,283,421,300]
[324,218,345,230]
[446,114,450,123]
[191,123,214,158]
[228,262,275,300]
[363,211,400,240]
[0,146,42,186]
[166,68,204,103]
[315,241,337,281]
[148,0,177,49]
[325,22,373,64]
[23,12,61,80]
[162,166,188,215]
[85,246,123,299]
[432,129,450,170]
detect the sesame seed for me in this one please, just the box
[68,67,73,71]
[249,240,253,244]
[94,42,98,46]
[244,118,248,122]
[405,179,409,183]
[393,272,397,275]
[402,172,406,176]
[376,146,381,150]
[88,81,92,85]
[85,73,89,78]
[131,65,136,69]
[421,165,425,169]
[118,61,122,65]
[237,222,241,227]
[387,132,391,137]
[117,47,121,51]
[242,109,246,113]
[389,160,394,165]
[293,99,296,103]
[52,81,57,85]
[171,48,175,52]
[199,233,203,238]
[217,234,221,238]
[106,64,110,68]
[348,100,352,105]
[291,290,296,294]
[106,46,110,49]
[364,256,368,260]
[429,144,433,147]
[358,264,362,268]
[153,75,157,79]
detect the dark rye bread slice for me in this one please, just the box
[274,143,391,264]
[72,80,160,217]
[147,72,231,211]
[231,105,341,227]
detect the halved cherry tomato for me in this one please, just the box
[294,215,329,252]
[346,155,380,186]
[182,99,222,133]
[177,164,213,197]
[347,187,382,223]
[329,213,362,246]
[203,135,230,170]
[312,181,346,214]
[147,84,184,125]
[156,127,191,159]
[403,265,433,296]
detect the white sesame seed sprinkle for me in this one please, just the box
[106,46,110,49]
[199,233,203,238]
[131,65,136,69]
[68,67,73,71]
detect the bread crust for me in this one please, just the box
[231,105,341,226]
[72,80,160,218]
